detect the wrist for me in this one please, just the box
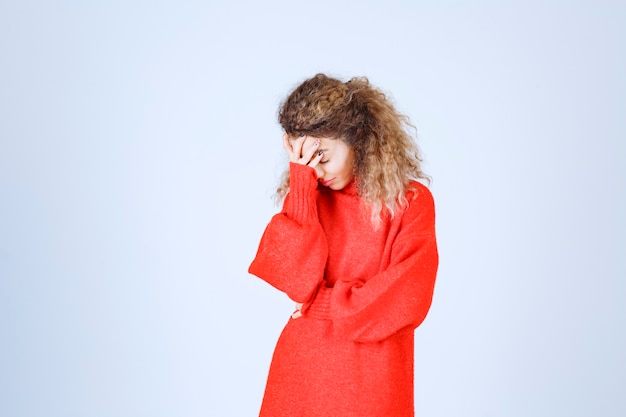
[282,163,319,223]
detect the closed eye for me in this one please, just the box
[318,149,329,164]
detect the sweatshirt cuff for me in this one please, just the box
[303,284,332,320]
[282,162,319,224]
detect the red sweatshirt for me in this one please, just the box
[249,162,438,417]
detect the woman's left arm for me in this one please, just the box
[304,185,439,343]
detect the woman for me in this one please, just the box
[249,73,438,417]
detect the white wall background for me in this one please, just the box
[1,1,624,416]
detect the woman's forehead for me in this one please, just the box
[319,136,345,148]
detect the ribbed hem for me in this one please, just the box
[282,163,319,224]
[304,285,332,320]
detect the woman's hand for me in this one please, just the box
[283,134,324,172]
[291,302,303,319]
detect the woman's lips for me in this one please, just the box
[321,178,335,187]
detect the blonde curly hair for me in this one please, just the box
[277,73,430,226]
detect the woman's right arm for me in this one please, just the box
[248,137,327,303]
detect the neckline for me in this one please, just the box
[341,178,359,196]
[318,177,359,196]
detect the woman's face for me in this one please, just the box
[313,137,355,190]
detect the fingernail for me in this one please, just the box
[314,140,320,146]
[318,150,323,156]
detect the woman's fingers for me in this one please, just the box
[304,139,324,178]
[291,302,303,319]
[292,136,306,162]
[308,148,324,176]
[283,134,323,166]
[300,137,320,164]
[283,135,306,163]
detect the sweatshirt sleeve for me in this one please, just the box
[248,163,328,303]
[304,184,438,343]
